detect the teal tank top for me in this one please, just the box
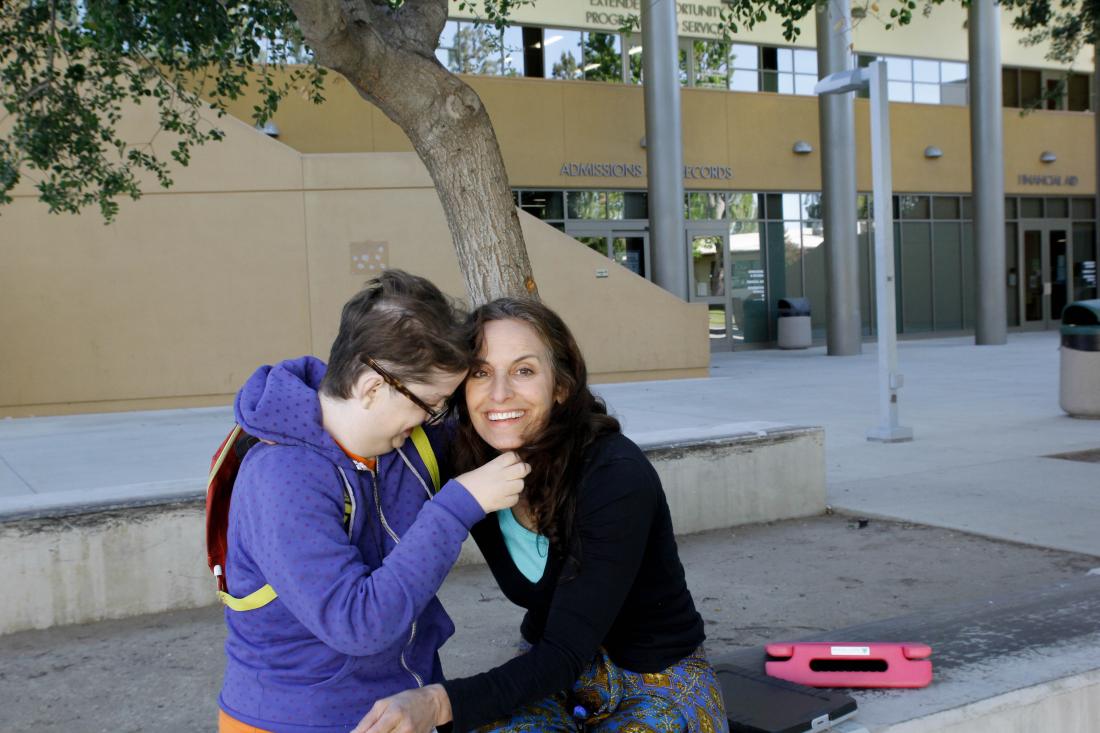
[496,508,548,583]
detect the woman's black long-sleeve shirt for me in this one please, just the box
[441,432,705,731]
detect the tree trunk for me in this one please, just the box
[285,0,538,305]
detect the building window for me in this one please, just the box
[543,29,584,79]
[558,190,649,220]
[519,190,564,221]
[668,39,822,95]
[625,37,644,84]
[692,40,731,89]
[729,43,760,92]
[1009,68,1095,111]
[1002,67,1043,109]
[858,55,968,105]
[581,32,623,82]
[437,21,525,76]
[759,46,817,95]
[439,17,1100,113]
[1067,73,1091,110]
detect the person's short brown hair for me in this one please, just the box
[320,270,469,399]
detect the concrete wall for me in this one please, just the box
[0,503,209,634]
[0,108,707,417]
[881,669,1100,733]
[226,73,1095,197]
[0,426,824,635]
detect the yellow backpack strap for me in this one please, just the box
[410,426,441,493]
[223,466,356,613]
[218,583,277,612]
[338,466,356,536]
[343,489,353,532]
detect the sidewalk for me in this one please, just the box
[2,330,1097,554]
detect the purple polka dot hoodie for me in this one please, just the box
[218,356,484,732]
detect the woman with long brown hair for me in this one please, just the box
[356,298,727,733]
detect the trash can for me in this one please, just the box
[777,298,812,349]
[1059,299,1100,418]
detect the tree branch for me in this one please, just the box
[395,0,449,56]
[284,0,357,67]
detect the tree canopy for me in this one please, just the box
[0,0,949,224]
[0,0,328,220]
[1000,0,1099,65]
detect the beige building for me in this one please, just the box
[2,1,1096,416]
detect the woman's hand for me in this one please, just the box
[456,451,529,513]
[352,684,452,733]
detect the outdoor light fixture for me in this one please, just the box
[1040,151,1057,163]
[639,136,647,149]
[816,61,913,444]
[257,121,280,138]
[924,146,943,159]
[792,140,814,155]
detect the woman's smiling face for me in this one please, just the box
[465,318,559,452]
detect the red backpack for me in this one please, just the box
[205,424,440,611]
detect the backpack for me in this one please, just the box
[205,424,441,611]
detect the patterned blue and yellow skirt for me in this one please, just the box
[475,646,729,733]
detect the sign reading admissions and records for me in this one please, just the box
[560,162,733,180]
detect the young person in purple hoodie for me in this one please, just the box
[217,270,530,733]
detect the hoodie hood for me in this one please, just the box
[234,356,340,458]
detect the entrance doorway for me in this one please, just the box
[686,223,768,351]
[566,224,650,279]
[1017,220,1071,329]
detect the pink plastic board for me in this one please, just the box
[765,642,933,689]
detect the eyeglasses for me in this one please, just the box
[361,356,448,426]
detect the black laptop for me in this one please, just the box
[717,664,858,733]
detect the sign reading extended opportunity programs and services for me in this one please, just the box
[586,0,729,37]
[560,162,733,180]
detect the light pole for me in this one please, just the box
[815,60,914,443]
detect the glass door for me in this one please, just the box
[728,221,768,344]
[687,225,731,351]
[1072,222,1098,301]
[566,225,650,279]
[1019,221,1071,329]
[687,223,769,351]
[611,232,649,277]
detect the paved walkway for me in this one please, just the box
[2,331,1098,556]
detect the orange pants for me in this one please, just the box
[218,710,272,733]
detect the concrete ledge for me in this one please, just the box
[0,501,209,635]
[879,669,1100,733]
[720,575,1100,733]
[645,423,825,532]
[1,423,824,634]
